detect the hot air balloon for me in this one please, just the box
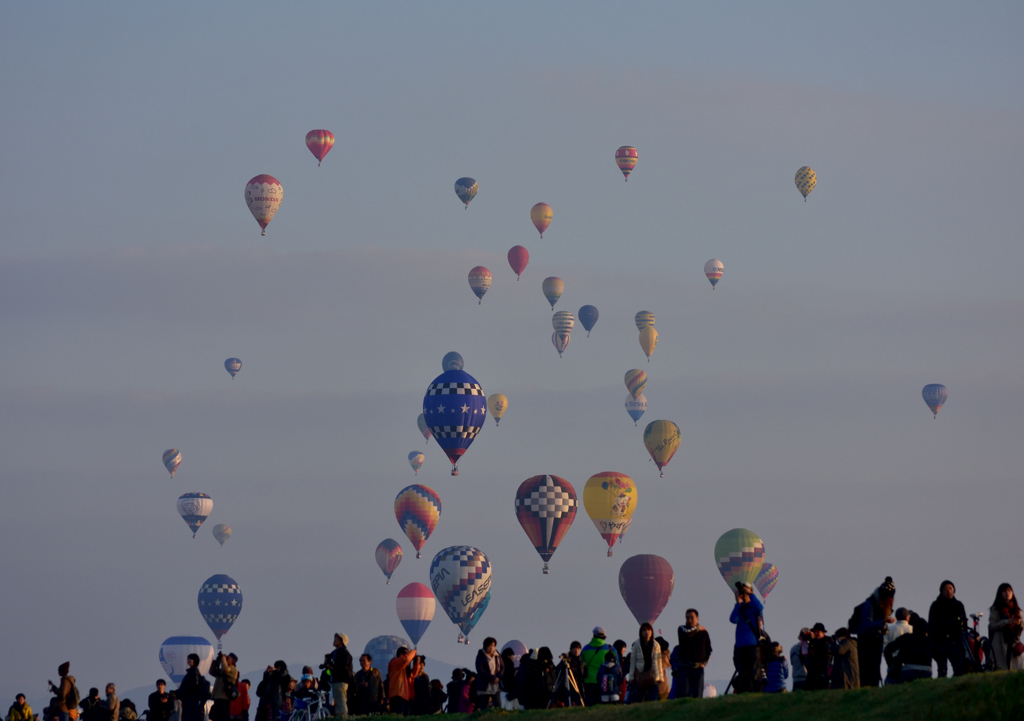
[459,589,491,644]
[422,366,486,476]
[634,311,655,331]
[624,370,647,399]
[442,352,464,371]
[375,538,403,584]
[468,266,492,305]
[176,493,213,537]
[507,246,529,280]
[514,475,578,574]
[551,331,570,358]
[454,177,478,208]
[625,393,647,426]
[578,305,599,336]
[395,484,441,558]
[583,472,636,557]
[212,524,231,547]
[618,554,674,625]
[417,413,432,444]
[643,420,680,477]
[531,203,552,238]
[552,310,575,333]
[305,130,335,166]
[197,574,242,650]
[364,635,410,663]
[159,637,214,683]
[163,449,182,478]
[396,582,436,645]
[487,394,507,426]
[408,451,425,474]
[501,640,528,666]
[795,166,816,201]
[429,546,491,644]
[755,562,779,602]
[704,259,724,289]
[615,146,638,181]
[224,358,242,378]
[244,175,283,236]
[714,528,765,592]
[922,384,948,418]
[542,277,563,310]
[639,326,658,362]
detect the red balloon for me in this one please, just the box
[507,246,529,280]
[514,475,578,574]
[305,129,335,166]
[618,554,674,626]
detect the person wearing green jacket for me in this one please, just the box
[580,628,617,707]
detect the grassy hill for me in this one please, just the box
[423,672,1024,721]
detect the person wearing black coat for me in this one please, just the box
[884,614,933,683]
[500,648,518,708]
[928,580,968,677]
[255,662,289,721]
[176,656,208,721]
[521,649,555,710]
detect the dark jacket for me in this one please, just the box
[331,645,354,685]
[674,626,713,668]
[177,668,208,721]
[884,627,933,675]
[521,659,555,710]
[147,691,171,721]
[353,668,383,715]
[474,651,504,695]
[806,637,831,690]
[928,596,968,646]
[830,638,860,689]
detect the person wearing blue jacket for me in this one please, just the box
[729,582,764,693]
[763,643,789,693]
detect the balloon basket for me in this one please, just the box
[261,230,266,236]
[542,563,549,575]
[451,467,459,476]
[607,549,613,557]
[416,552,422,559]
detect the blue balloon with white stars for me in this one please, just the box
[197,574,242,644]
[423,369,487,476]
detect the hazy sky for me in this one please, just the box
[2,1,1024,706]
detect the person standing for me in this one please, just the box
[988,583,1024,671]
[729,582,764,694]
[474,638,504,710]
[228,679,249,721]
[148,681,171,721]
[352,654,383,716]
[596,652,622,704]
[48,663,78,721]
[579,628,614,706]
[790,629,810,691]
[854,576,896,688]
[103,685,119,721]
[829,628,860,689]
[928,581,968,677]
[763,643,789,693]
[671,609,713,699]
[387,646,417,715]
[805,623,831,690]
[210,653,239,721]
[629,623,663,702]
[884,613,933,683]
[176,654,209,721]
[328,634,353,718]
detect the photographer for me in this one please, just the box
[326,633,353,717]
[805,623,830,690]
[790,629,810,691]
[209,653,239,721]
[728,583,764,694]
[829,628,859,689]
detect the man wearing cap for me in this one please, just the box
[210,652,239,721]
[579,627,616,706]
[329,634,354,717]
[729,582,764,693]
[854,576,896,688]
[805,623,831,690]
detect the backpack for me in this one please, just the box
[197,676,212,702]
[67,681,81,709]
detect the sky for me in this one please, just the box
[2,0,1024,707]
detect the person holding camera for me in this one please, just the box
[729,582,764,694]
[829,628,860,689]
[853,576,896,687]
[326,633,353,717]
[209,652,239,721]
[790,629,810,691]
[805,623,830,690]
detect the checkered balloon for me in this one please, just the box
[429,545,491,640]
[197,574,242,643]
[514,475,578,572]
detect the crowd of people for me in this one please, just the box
[16,579,1021,720]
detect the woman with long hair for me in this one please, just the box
[628,623,663,703]
[989,583,1024,671]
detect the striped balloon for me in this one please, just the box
[468,266,492,304]
[624,369,647,399]
[795,166,816,200]
[615,146,638,181]
[395,484,442,558]
[396,582,436,645]
[755,562,779,602]
[552,331,570,358]
[163,449,182,477]
[515,475,578,573]
[244,174,283,236]
[634,311,655,331]
[197,574,242,646]
[375,538,403,583]
[305,129,335,166]
[408,451,425,474]
[704,259,724,289]
[714,528,765,592]
[176,492,213,538]
[159,636,214,683]
[552,310,575,333]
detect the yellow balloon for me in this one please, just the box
[639,326,658,361]
[583,472,637,557]
[487,393,508,426]
[795,166,816,200]
[634,310,655,331]
[643,420,681,477]
[212,523,232,547]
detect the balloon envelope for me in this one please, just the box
[454,177,478,207]
[422,369,486,475]
[530,203,552,238]
[615,146,638,181]
[514,475,578,572]
[430,546,492,639]
[487,394,507,426]
[176,492,213,537]
[507,246,529,279]
[552,330,570,357]
[408,451,425,474]
[643,420,680,476]
[395,484,442,558]
[542,277,563,310]
[552,311,575,333]
[159,636,214,683]
[501,640,528,667]
[417,413,432,444]
[442,352,464,371]
[305,130,335,165]
[625,393,647,426]
[583,471,637,556]
[624,370,647,399]
[396,582,436,645]
[375,538,403,583]
[364,635,410,666]
[578,305,599,335]
[634,311,655,331]
[224,358,242,378]
[212,524,232,546]
[618,554,674,625]
[704,259,724,289]
[922,383,948,418]
[755,562,779,602]
[639,326,659,360]
[244,174,283,236]
[795,166,816,199]
[197,574,242,642]
[468,266,492,304]
[714,528,766,591]
[163,449,182,477]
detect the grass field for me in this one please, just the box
[387,671,1024,721]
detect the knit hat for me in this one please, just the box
[58,662,70,677]
[878,576,896,599]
